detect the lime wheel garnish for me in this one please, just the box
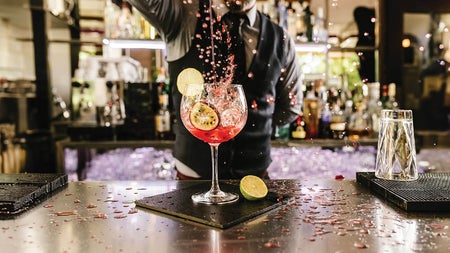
[177,68,204,96]
[189,102,219,131]
[240,175,268,201]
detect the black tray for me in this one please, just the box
[0,173,68,216]
[357,172,450,212]
[136,182,291,229]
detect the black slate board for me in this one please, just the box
[357,172,450,212]
[135,182,291,229]
[0,173,68,216]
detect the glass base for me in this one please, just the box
[375,173,418,181]
[191,190,239,205]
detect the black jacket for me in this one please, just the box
[169,1,294,178]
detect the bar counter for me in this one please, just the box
[2,178,450,253]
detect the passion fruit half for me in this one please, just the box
[189,102,219,131]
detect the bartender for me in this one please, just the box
[128,0,303,179]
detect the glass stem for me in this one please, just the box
[209,143,221,196]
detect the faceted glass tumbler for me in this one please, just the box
[375,110,418,181]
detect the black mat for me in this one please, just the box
[0,173,68,216]
[135,182,291,228]
[357,172,450,212]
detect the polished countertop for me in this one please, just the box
[2,178,450,253]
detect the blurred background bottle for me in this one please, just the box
[117,1,134,38]
[154,68,172,140]
[154,90,171,140]
[313,7,328,43]
[381,83,398,109]
[104,0,120,38]
[347,101,372,140]
[319,102,331,138]
[329,103,346,139]
[303,86,320,138]
[290,111,307,140]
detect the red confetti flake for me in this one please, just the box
[264,238,280,248]
[359,229,369,234]
[114,215,127,219]
[43,204,54,208]
[73,199,81,203]
[237,235,246,240]
[86,204,97,209]
[104,199,119,203]
[354,242,368,249]
[94,213,108,219]
[335,175,345,180]
[55,211,77,216]
[429,224,448,230]
[251,100,258,110]
[266,95,275,104]
[282,228,290,233]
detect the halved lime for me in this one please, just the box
[189,102,219,131]
[240,175,268,201]
[177,68,204,96]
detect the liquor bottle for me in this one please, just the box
[329,103,346,139]
[290,111,307,140]
[386,83,398,109]
[287,7,297,40]
[380,84,388,107]
[380,83,398,109]
[343,99,353,123]
[112,81,126,125]
[319,103,331,138]
[273,124,290,140]
[369,100,382,137]
[367,82,382,137]
[117,1,135,38]
[312,7,328,43]
[102,81,117,127]
[277,0,288,31]
[155,90,171,140]
[303,89,319,138]
[347,101,372,140]
[104,0,120,38]
[302,3,313,42]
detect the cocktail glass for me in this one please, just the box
[180,83,247,204]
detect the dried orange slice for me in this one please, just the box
[189,102,219,131]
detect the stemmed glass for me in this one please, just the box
[180,83,248,204]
